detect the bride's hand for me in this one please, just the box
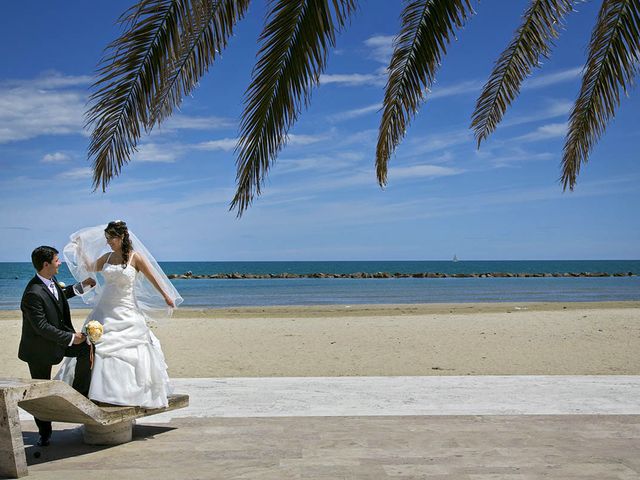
[164,295,175,308]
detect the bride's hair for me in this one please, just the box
[104,220,133,266]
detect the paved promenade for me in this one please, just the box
[17,376,640,479]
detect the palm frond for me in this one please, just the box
[231,0,357,216]
[88,0,247,192]
[87,0,189,191]
[376,0,474,186]
[562,0,640,190]
[150,0,250,126]
[471,0,574,147]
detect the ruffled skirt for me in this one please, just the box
[55,299,171,408]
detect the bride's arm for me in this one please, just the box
[131,252,175,308]
[68,248,103,295]
[80,252,108,272]
[93,253,109,272]
[73,238,108,272]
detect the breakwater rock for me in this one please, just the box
[167,271,636,279]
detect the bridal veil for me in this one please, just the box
[63,224,183,324]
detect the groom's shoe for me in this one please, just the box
[36,436,50,447]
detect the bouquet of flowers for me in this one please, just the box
[84,320,104,344]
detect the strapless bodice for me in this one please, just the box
[100,263,137,307]
[102,263,136,286]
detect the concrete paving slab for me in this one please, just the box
[22,375,635,423]
[16,415,640,479]
[13,376,640,478]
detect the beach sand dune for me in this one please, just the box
[1,302,638,378]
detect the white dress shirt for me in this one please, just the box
[36,273,75,347]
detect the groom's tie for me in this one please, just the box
[48,281,59,300]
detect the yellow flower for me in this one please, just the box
[85,320,104,343]
[58,282,66,288]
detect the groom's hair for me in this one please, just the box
[31,246,59,271]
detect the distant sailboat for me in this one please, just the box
[452,254,459,262]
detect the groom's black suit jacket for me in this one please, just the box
[19,275,77,365]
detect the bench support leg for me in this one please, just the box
[83,420,134,445]
[0,390,28,478]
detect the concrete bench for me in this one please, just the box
[0,378,189,478]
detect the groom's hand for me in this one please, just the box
[82,278,96,288]
[73,332,86,345]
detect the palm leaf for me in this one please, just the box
[376,0,474,186]
[562,0,640,190]
[150,0,250,126]
[471,0,574,147]
[87,0,190,191]
[88,0,247,192]
[231,0,357,216]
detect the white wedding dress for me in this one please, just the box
[56,258,171,408]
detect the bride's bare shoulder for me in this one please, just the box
[130,251,152,271]
[95,252,110,270]
[130,251,142,267]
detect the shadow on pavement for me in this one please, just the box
[22,424,175,467]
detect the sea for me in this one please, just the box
[1,260,639,310]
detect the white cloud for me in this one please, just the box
[162,114,235,131]
[364,35,395,64]
[272,156,324,174]
[326,79,481,122]
[268,157,463,197]
[428,80,482,99]
[0,72,92,89]
[389,164,463,180]
[502,101,573,128]
[0,72,237,145]
[286,174,640,230]
[337,129,377,147]
[42,152,71,163]
[106,176,225,197]
[287,133,326,146]
[57,167,93,180]
[328,103,381,122]
[194,133,325,152]
[321,64,580,101]
[277,151,364,174]
[319,73,384,86]
[410,129,473,155]
[322,76,481,103]
[488,151,555,168]
[163,188,238,212]
[134,143,184,163]
[523,67,582,90]
[0,73,88,143]
[131,131,325,164]
[195,138,237,151]
[515,123,567,142]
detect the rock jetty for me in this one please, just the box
[167,271,635,279]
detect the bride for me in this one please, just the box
[56,220,182,408]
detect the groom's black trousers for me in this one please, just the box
[27,343,91,440]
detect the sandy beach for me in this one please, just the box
[1,301,638,378]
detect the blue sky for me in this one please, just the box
[1,0,638,261]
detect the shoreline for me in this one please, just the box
[1,301,638,378]
[2,300,639,320]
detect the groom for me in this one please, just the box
[18,246,96,447]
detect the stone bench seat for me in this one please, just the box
[0,378,189,478]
